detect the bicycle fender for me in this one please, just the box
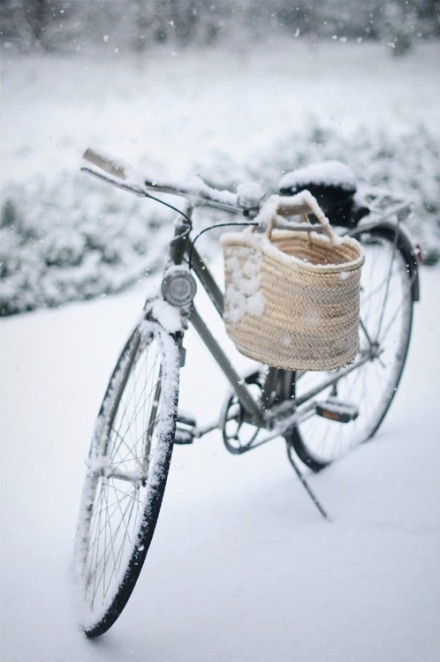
[351,221,421,302]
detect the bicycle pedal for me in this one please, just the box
[174,429,195,444]
[176,412,197,428]
[175,412,197,444]
[315,399,359,423]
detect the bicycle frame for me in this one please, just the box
[152,202,372,449]
[162,205,267,428]
[82,150,420,451]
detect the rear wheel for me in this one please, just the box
[74,321,179,637]
[286,229,414,471]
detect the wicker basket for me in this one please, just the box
[221,192,364,371]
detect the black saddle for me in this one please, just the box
[278,160,369,227]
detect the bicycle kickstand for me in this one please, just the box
[289,455,330,521]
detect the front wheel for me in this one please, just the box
[74,321,180,637]
[286,228,415,471]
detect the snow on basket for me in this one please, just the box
[221,192,364,371]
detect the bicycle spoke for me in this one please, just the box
[75,323,178,636]
[288,232,413,469]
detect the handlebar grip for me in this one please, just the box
[82,148,129,180]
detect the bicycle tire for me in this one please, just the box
[286,228,414,471]
[74,320,179,637]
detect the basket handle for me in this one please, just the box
[266,191,336,243]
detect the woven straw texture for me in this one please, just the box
[221,195,364,371]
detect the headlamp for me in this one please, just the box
[161,267,197,307]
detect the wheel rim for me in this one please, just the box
[75,327,172,631]
[289,233,413,469]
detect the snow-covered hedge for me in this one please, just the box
[1,121,439,316]
[0,174,173,315]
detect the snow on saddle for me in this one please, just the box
[279,160,369,228]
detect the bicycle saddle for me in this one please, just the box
[279,160,369,227]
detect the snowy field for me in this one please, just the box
[1,39,440,661]
[3,40,439,181]
[1,261,440,662]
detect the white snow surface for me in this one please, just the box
[1,262,440,662]
[148,298,183,334]
[222,243,265,324]
[279,160,357,191]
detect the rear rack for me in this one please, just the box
[357,186,412,222]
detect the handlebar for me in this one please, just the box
[82,147,410,231]
[81,147,317,227]
[82,147,243,214]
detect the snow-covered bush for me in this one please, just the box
[0,174,172,315]
[1,119,439,316]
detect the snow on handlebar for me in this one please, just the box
[81,148,327,233]
[83,148,131,180]
[82,147,241,212]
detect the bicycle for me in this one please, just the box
[74,148,420,637]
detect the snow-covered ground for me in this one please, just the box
[1,39,440,661]
[1,260,439,661]
[3,40,439,181]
